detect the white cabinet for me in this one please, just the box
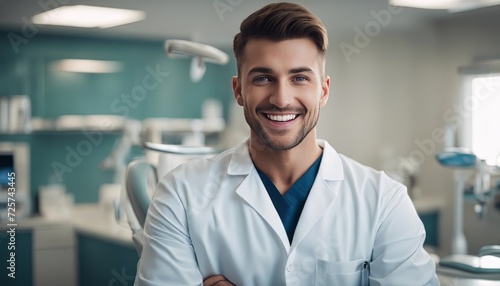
[33,224,77,286]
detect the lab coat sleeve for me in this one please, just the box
[369,183,439,286]
[134,178,203,286]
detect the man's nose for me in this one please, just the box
[269,80,293,108]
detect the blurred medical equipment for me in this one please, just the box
[435,142,500,279]
[121,39,228,253]
[39,184,74,220]
[100,119,142,184]
[93,113,225,256]
[0,142,30,220]
[2,95,32,133]
[96,118,141,227]
[435,149,482,255]
[141,116,225,171]
[164,39,229,82]
[125,143,221,255]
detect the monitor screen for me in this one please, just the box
[0,154,14,187]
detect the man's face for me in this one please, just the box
[232,38,330,151]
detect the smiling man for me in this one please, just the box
[135,2,439,286]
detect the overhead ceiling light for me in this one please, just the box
[50,59,123,73]
[32,5,145,28]
[389,0,500,12]
[448,0,500,12]
[390,0,459,9]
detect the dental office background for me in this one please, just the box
[1,0,500,285]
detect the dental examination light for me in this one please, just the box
[164,40,229,82]
[436,149,477,255]
[436,147,500,256]
[436,149,477,168]
[436,149,500,277]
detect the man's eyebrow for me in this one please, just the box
[247,66,314,76]
[289,67,314,74]
[247,67,273,76]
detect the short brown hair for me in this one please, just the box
[233,2,328,77]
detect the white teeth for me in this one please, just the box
[266,114,297,122]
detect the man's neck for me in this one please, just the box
[249,135,322,195]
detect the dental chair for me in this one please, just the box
[124,142,222,255]
[125,159,157,255]
[435,149,500,281]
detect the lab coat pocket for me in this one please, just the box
[315,258,369,286]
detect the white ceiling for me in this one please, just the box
[0,0,498,47]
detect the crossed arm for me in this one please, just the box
[203,275,234,286]
[135,179,236,286]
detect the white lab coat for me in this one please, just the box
[135,139,439,286]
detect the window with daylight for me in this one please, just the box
[461,74,500,166]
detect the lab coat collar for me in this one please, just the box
[227,139,253,175]
[316,139,344,181]
[227,138,345,182]
[228,138,345,253]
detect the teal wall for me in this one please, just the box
[0,30,237,211]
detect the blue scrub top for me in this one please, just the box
[256,153,323,243]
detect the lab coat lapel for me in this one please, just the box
[236,171,291,252]
[228,140,291,253]
[290,140,344,251]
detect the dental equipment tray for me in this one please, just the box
[439,254,500,274]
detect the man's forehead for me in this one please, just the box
[240,38,323,73]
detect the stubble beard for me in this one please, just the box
[244,105,320,151]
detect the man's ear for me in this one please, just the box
[320,76,330,108]
[232,76,244,106]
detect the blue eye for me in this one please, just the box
[254,76,270,83]
[294,76,307,82]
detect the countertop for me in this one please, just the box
[438,273,500,285]
[70,203,134,247]
[1,203,134,247]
